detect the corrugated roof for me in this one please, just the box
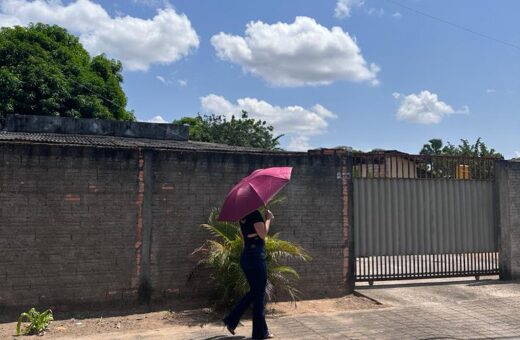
[0,131,286,154]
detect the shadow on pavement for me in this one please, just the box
[465,279,519,287]
[356,278,500,290]
[423,337,520,340]
[203,337,246,340]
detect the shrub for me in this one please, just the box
[192,207,311,308]
[16,308,53,335]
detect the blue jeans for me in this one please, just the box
[224,246,269,339]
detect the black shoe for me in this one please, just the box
[222,319,235,335]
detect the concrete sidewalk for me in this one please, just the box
[356,276,520,307]
[77,279,520,340]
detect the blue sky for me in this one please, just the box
[1,0,519,156]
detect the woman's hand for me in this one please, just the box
[254,210,274,240]
[265,209,274,221]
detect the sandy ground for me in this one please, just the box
[0,293,382,339]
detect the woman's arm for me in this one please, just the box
[253,210,274,239]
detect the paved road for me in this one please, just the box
[78,278,520,340]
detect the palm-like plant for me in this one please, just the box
[192,207,310,308]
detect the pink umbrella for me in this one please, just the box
[218,167,293,221]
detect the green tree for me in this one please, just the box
[0,23,134,120]
[420,138,502,158]
[420,138,444,155]
[174,112,283,150]
[419,138,502,179]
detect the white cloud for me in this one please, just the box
[200,94,337,151]
[392,12,403,19]
[287,136,312,152]
[132,0,171,8]
[393,90,469,124]
[0,0,109,31]
[0,0,199,71]
[156,75,169,84]
[146,115,168,123]
[156,75,187,87]
[486,88,496,94]
[368,8,385,17]
[335,0,364,19]
[515,151,520,158]
[0,13,22,27]
[211,16,379,87]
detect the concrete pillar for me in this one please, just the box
[496,160,520,280]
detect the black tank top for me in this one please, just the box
[240,210,265,248]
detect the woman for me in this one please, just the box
[223,208,275,339]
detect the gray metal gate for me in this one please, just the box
[352,153,499,282]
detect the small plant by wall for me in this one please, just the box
[191,207,311,309]
[16,308,53,336]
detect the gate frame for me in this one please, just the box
[348,151,502,285]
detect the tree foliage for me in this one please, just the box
[0,23,134,120]
[417,138,502,180]
[174,112,283,150]
[420,138,502,158]
[191,205,310,309]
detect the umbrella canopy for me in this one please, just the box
[218,167,293,221]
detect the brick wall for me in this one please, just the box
[0,142,352,316]
[497,160,520,280]
[149,151,348,301]
[0,144,139,315]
